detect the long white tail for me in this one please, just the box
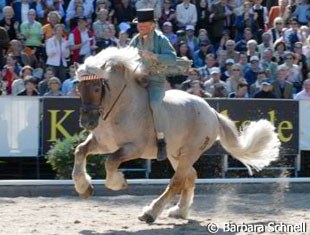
[216,113,281,175]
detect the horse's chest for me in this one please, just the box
[93,125,119,152]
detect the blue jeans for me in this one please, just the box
[148,75,166,134]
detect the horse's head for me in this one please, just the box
[75,47,145,130]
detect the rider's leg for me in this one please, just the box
[148,76,167,161]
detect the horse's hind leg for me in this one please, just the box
[167,167,197,219]
[138,158,193,223]
[72,134,99,199]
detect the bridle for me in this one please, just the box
[79,74,127,121]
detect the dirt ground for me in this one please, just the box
[0,189,309,235]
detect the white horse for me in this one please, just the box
[72,47,280,223]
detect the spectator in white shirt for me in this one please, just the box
[295,78,310,100]
[176,0,197,29]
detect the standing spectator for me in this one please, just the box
[68,17,96,63]
[114,0,135,24]
[209,0,230,46]
[272,64,294,98]
[0,26,9,68]
[42,11,65,41]
[93,9,110,49]
[204,67,228,97]
[44,77,62,96]
[12,0,37,24]
[268,0,291,29]
[292,0,310,26]
[20,9,43,61]
[66,0,94,23]
[196,0,211,33]
[294,78,310,99]
[162,21,178,47]
[1,54,21,94]
[45,0,65,19]
[0,6,19,41]
[267,17,285,43]
[12,65,33,95]
[135,0,162,19]
[251,0,269,39]
[158,0,176,27]
[45,24,70,82]
[17,76,38,96]
[176,0,197,28]
[67,4,85,31]
[38,67,55,95]
[62,65,76,95]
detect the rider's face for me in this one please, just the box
[137,22,155,36]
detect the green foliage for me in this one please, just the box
[45,131,106,179]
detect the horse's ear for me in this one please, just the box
[74,62,79,71]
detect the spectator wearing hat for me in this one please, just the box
[226,63,247,94]
[11,65,33,95]
[272,64,294,99]
[193,40,212,68]
[136,0,162,20]
[158,0,176,28]
[45,24,70,82]
[162,21,178,47]
[129,8,177,161]
[184,25,199,57]
[198,53,217,81]
[68,16,96,63]
[294,78,310,100]
[176,0,197,29]
[44,77,62,96]
[17,76,38,96]
[221,58,235,81]
[204,67,228,97]
[253,79,277,98]
[244,55,261,85]
[114,0,135,25]
[267,17,285,43]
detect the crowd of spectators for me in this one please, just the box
[0,0,310,100]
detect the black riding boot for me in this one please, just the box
[157,138,167,161]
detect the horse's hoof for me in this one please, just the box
[79,184,94,199]
[138,213,155,224]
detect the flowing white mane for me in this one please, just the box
[76,47,142,81]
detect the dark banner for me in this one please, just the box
[42,98,82,154]
[41,98,299,155]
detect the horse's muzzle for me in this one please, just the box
[80,111,101,130]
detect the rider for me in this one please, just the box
[129,9,177,161]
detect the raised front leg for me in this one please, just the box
[105,143,142,191]
[72,134,100,199]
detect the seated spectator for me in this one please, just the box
[228,81,249,98]
[187,80,211,98]
[198,53,217,81]
[273,40,287,64]
[62,65,76,95]
[93,9,110,49]
[38,67,55,95]
[246,39,259,59]
[283,51,302,92]
[258,33,272,57]
[118,30,130,48]
[66,79,80,97]
[261,48,278,81]
[292,0,310,26]
[176,0,197,29]
[193,40,212,68]
[1,54,21,95]
[272,64,294,99]
[235,28,253,52]
[42,11,65,41]
[216,49,228,69]
[180,68,201,91]
[0,6,19,41]
[45,0,65,20]
[226,63,247,94]
[17,76,38,96]
[238,52,250,72]
[67,4,85,31]
[8,40,36,67]
[223,40,240,62]
[244,55,261,86]
[300,25,310,43]
[162,21,178,47]
[12,65,33,95]
[294,78,310,100]
[184,25,199,57]
[293,42,308,81]
[176,41,192,60]
[221,58,234,82]
[253,80,277,98]
[44,77,62,96]
[204,67,228,98]
[249,69,268,97]
[45,24,70,82]
[267,17,285,43]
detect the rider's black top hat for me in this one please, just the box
[133,8,155,23]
